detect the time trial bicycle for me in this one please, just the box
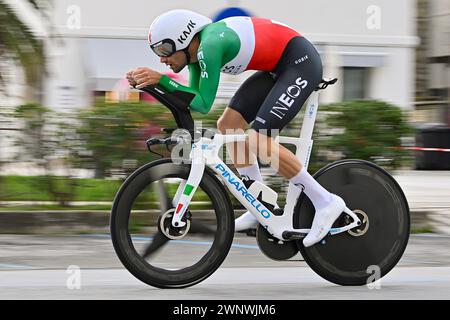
[110,78,410,288]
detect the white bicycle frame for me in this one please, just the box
[170,90,361,240]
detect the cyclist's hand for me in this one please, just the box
[126,70,137,88]
[131,67,162,89]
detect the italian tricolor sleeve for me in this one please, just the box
[157,39,222,114]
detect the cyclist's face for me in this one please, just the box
[160,51,186,73]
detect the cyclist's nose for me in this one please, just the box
[160,57,167,63]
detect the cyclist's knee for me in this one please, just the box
[216,116,228,134]
[217,115,244,134]
[217,107,247,134]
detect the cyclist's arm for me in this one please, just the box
[158,41,221,114]
[188,63,200,91]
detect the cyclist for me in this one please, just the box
[127,9,346,247]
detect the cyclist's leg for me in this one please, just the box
[218,71,276,232]
[218,71,275,171]
[248,37,345,246]
[217,108,255,168]
[249,37,323,178]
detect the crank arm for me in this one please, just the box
[329,207,362,235]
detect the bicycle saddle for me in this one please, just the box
[315,78,338,91]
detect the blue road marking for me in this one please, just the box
[0,263,36,270]
[82,234,259,250]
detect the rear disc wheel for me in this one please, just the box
[294,160,410,286]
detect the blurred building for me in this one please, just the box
[415,0,450,126]
[2,0,424,175]
[413,0,449,170]
[2,0,420,111]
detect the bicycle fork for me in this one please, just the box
[170,152,205,228]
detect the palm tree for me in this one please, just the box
[0,0,47,187]
[0,0,45,101]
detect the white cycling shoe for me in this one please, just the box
[234,211,258,232]
[303,194,346,247]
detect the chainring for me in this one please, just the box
[256,224,299,261]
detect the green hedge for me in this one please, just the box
[0,99,413,208]
[0,175,210,203]
[309,100,414,173]
[0,176,121,201]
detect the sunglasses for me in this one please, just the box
[150,39,176,57]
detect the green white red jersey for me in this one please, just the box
[158,16,301,114]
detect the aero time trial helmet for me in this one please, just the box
[148,9,212,57]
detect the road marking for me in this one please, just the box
[81,234,259,250]
[0,263,36,270]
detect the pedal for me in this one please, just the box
[282,231,306,241]
[272,208,284,216]
[245,228,256,237]
[237,228,256,237]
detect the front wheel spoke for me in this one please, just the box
[154,180,171,213]
[142,231,169,259]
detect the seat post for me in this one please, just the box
[275,90,320,169]
[298,90,319,168]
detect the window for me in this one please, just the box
[343,67,370,101]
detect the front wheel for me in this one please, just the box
[110,158,235,288]
[294,160,410,286]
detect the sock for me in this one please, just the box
[289,166,333,210]
[236,163,264,182]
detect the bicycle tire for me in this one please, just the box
[294,159,410,286]
[110,158,235,288]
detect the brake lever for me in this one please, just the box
[146,136,186,158]
[146,138,166,158]
[148,144,165,158]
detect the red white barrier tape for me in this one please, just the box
[393,147,450,153]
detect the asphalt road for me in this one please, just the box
[0,233,449,300]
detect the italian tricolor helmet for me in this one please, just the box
[148,9,212,57]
